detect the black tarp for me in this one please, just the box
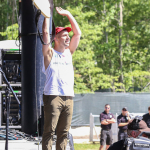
[72,92,150,126]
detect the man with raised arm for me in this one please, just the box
[117,107,131,141]
[99,104,116,150]
[42,7,81,150]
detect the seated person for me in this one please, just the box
[108,117,150,150]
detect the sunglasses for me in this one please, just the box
[105,107,110,109]
[122,109,127,111]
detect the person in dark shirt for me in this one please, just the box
[143,106,150,128]
[99,104,116,150]
[108,118,150,150]
[117,107,131,141]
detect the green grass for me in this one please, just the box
[74,143,100,150]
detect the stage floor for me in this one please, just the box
[0,140,43,150]
[0,140,74,150]
[0,126,99,149]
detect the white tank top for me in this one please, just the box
[42,48,74,96]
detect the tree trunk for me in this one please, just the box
[119,0,124,92]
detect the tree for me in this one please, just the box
[0,0,18,40]
[54,0,150,93]
[0,23,18,40]
[1,0,150,93]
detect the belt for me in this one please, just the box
[119,129,127,132]
[102,129,111,131]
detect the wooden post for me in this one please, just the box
[90,113,94,142]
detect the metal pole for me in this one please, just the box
[5,88,10,150]
[21,0,46,134]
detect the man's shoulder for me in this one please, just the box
[143,113,149,117]
[108,140,125,150]
[109,112,114,116]
[100,111,105,115]
[117,114,122,119]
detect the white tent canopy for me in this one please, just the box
[0,40,20,50]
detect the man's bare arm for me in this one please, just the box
[107,118,116,124]
[42,18,53,69]
[67,12,81,54]
[56,7,81,54]
[126,112,132,121]
[118,122,129,127]
[42,18,50,56]
[101,120,110,125]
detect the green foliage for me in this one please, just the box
[65,5,114,93]
[0,24,18,40]
[0,0,18,40]
[1,0,150,93]
[53,0,150,93]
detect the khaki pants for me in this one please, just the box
[42,95,73,150]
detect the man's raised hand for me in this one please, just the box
[56,7,70,16]
[56,6,81,55]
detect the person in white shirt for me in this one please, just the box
[42,7,81,150]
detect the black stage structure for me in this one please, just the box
[21,0,53,134]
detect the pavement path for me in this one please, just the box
[0,126,101,150]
